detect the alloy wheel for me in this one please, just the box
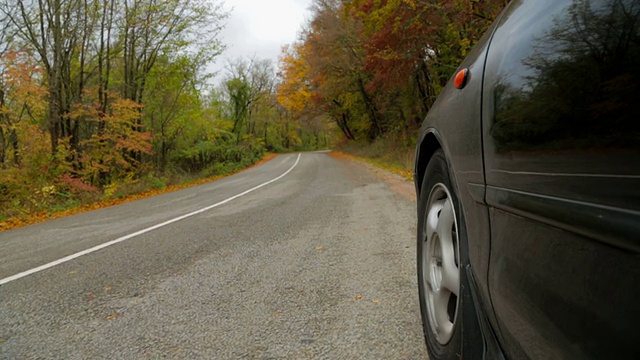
[421,183,460,345]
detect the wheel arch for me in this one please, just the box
[415,130,442,196]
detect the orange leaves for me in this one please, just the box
[0,51,50,170]
[277,43,313,116]
[109,98,144,125]
[99,97,153,155]
[75,95,153,183]
[354,293,381,303]
[0,51,48,119]
[287,0,507,144]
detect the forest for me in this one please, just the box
[0,0,506,223]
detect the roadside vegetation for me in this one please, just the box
[279,0,508,173]
[0,0,507,228]
[0,0,331,226]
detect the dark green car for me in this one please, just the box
[414,0,640,358]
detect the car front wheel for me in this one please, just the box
[417,149,464,359]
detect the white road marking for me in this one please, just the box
[0,153,302,286]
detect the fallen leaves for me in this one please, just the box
[328,150,417,202]
[314,245,325,251]
[328,151,413,181]
[355,294,381,304]
[105,312,120,321]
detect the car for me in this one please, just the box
[413,0,640,359]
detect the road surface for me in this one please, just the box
[0,152,428,359]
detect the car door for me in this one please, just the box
[481,0,640,358]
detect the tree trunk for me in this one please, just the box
[356,78,382,141]
[47,0,63,156]
[0,87,6,167]
[332,99,355,141]
[415,61,436,119]
[9,128,19,166]
[333,112,355,141]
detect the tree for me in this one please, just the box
[223,58,275,142]
[278,0,507,144]
[277,43,312,118]
[120,0,225,104]
[2,0,86,154]
[144,56,195,172]
[304,0,379,141]
[0,51,48,167]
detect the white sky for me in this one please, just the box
[211,0,312,80]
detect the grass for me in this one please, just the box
[336,134,416,181]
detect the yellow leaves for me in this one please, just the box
[277,42,312,116]
[0,338,6,344]
[105,311,120,321]
[355,293,381,303]
[315,245,325,251]
[38,185,57,198]
[101,173,139,200]
[402,0,416,8]
[102,182,119,199]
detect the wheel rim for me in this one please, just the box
[422,183,460,345]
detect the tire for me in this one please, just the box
[417,149,466,359]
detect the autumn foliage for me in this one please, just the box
[277,0,507,143]
[0,0,332,225]
[0,0,507,225]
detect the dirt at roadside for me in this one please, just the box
[328,151,417,203]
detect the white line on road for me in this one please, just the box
[0,153,302,286]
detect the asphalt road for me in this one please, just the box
[0,152,428,359]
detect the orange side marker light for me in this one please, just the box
[454,68,469,89]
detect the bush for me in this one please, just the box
[172,136,265,175]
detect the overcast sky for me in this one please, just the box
[210,0,313,80]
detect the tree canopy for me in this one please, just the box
[277,0,507,143]
[0,0,506,221]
